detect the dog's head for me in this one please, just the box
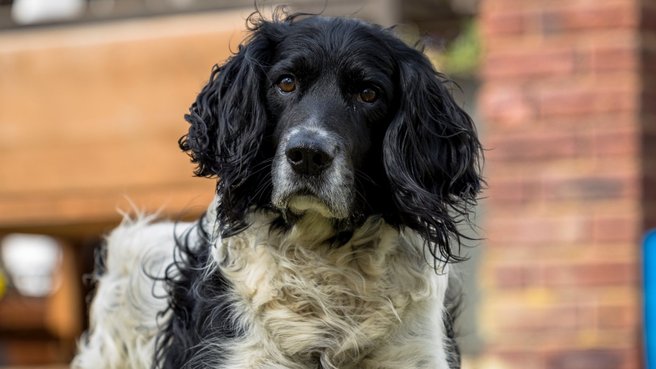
[180,13,483,262]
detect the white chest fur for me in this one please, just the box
[211,212,450,369]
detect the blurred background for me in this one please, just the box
[0,0,654,368]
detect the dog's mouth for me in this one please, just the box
[272,188,338,219]
[287,194,333,218]
[270,171,357,220]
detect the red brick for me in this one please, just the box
[580,44,640,73]
[541,262,637,287]
[486,177,542,206]
[547,349,623,369]
[486,178,525,204]
[487,216,590,245]
[492,303,585,331]
[479,85,536,128]
[483,48,576,80]
[623,352,643,369]
[592,215,640,243]
[486,131,582,161]
[482,10,531,37]
[541,4,638,35]
[493,350,546,369]
[490,329,618,351]
[537,86,637,117]
[592,127,639,157]
[494,264,542,289]
[597,304,639,329]
[541,173,639,202]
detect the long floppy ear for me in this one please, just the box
[179,27,272,233]
[384,49,484,264]
[180,40,269,178]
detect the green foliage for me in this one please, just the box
[434,20,481,77]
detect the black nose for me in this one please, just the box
[286,144,334,176]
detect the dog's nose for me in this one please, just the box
[285,137,334,176]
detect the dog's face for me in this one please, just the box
[180,15,483,261]
[267,20,395,220]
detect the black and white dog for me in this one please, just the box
[73,12,483,369]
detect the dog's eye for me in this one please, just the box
[359,87,378,103]
[276,75,297,93]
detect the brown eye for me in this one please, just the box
[359,87,378,103]
[277,75,296,93]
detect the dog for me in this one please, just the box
[72,11,483,369]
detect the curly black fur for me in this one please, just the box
[154,217,242,369]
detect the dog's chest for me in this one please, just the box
[216,219,434,367]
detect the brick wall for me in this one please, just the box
[478,0,653,368]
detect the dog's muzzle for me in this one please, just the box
[272,127,353,219]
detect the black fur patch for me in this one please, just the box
[154,217,242,368]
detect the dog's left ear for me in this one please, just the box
[179,27,274,232]
[179,38,269,180]
[384,48,484,263]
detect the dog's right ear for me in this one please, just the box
[179,32,271,183]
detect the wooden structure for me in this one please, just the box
[0,12,248,236]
